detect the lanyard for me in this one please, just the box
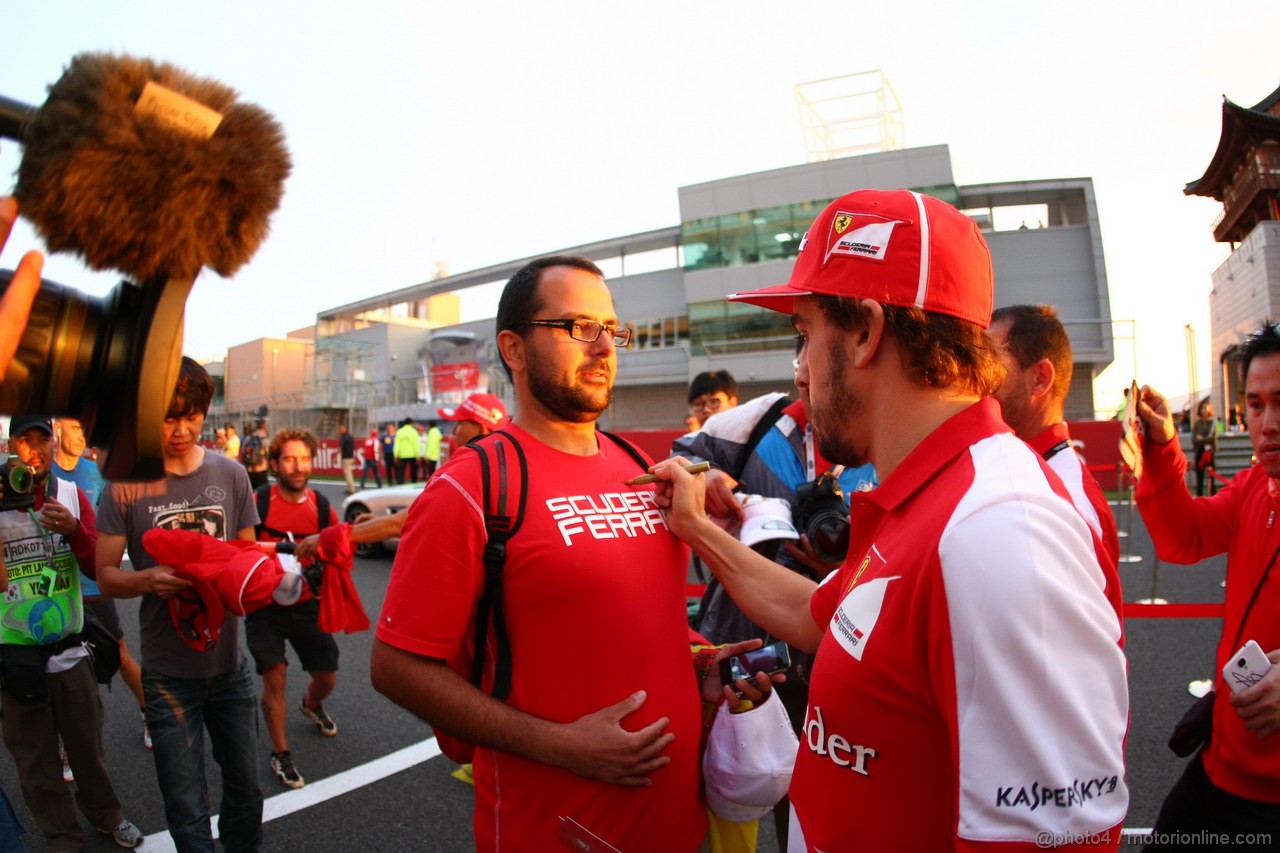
[25,478,61,597]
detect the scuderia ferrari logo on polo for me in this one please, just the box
[831,575,897,661]
[825,211,905,264]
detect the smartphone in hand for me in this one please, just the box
[1223,640,1273,694]
[720,640,791,696]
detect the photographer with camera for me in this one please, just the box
[0,414,143,849]
[671,386,875,849]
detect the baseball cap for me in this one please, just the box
[727,189,994,327]
[703,693,798,822]
[437,393,508,430]
[9,415,54,437]
[736,495,799,548]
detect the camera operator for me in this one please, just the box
[671,385,875,849]
[0,414,142,849]
[0,196,43,383]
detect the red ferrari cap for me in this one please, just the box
[437,393,508,430]
[727,189,993,328]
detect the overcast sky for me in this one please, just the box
[2,1,1277,411]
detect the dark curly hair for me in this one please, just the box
[268,428,318,462]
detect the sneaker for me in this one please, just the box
[141,710,153,751]
[97,819,143,848]
[270,750,305,789]
[60,744,74,784]
[300,699,338,737]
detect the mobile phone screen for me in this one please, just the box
[720,641,791,686]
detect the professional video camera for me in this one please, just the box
[0,454,35,512]
[0,53,290,480]
[793,470,851,564]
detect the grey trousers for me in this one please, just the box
[1,656,124,852]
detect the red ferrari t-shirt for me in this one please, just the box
[257,485,339,543]
[378,425,705,852]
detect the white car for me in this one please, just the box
[341,483,424,557]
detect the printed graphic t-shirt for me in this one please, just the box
[378,424,706,852]
[97,451,258,678]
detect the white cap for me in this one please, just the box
[703,693,798,822]
[736,495,799,548]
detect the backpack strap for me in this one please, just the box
[469,430,527,701]
[254,483,272,539]
[730,396,792,482]
[255,483,332,540]
[315,490,331,532]
[599,429,651,472]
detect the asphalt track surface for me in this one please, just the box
[0,482,1236,851]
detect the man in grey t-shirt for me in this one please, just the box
[96,357,263,853]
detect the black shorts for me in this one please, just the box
[245,599,339,674]
[83,595,123,640]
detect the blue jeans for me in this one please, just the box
[144,659,263,853]
[359,457,381,488]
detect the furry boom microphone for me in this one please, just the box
[0,53,290,480]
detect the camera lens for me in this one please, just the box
[809,513,850,563]
[0,271,191,480]
[7,461,31,494]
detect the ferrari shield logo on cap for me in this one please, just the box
[825,211,904,264]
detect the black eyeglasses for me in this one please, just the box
[519,319,632,347]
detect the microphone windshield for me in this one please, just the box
[13,52,291,282]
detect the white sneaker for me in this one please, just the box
[97,819,143,848]
[60,743,74,784]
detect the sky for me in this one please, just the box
[2,1,1277,415]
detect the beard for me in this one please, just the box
[811,335,867,467]
[526,356,612,424]
[277,471,311,496]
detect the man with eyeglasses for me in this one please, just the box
[372,255,761,852]
[687,370,739,428]
[1133,321,1280,844]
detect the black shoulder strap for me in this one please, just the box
[731,396,792,482]
[254,483,272,539]
[469,429,527,700]
[254,483,331,540]
[315,490,331,532]
[599,429,651,472]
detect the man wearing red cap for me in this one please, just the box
[296,393,510,561]
[653,190,1129,851]
[96,357,263,853]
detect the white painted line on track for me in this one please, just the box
[140,739,1158,848]
[141,737,443,850]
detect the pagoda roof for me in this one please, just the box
[1185,82,1280,199]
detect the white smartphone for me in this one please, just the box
[1222,639,1273,694]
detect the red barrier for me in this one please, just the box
[1067,420,1124,490]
